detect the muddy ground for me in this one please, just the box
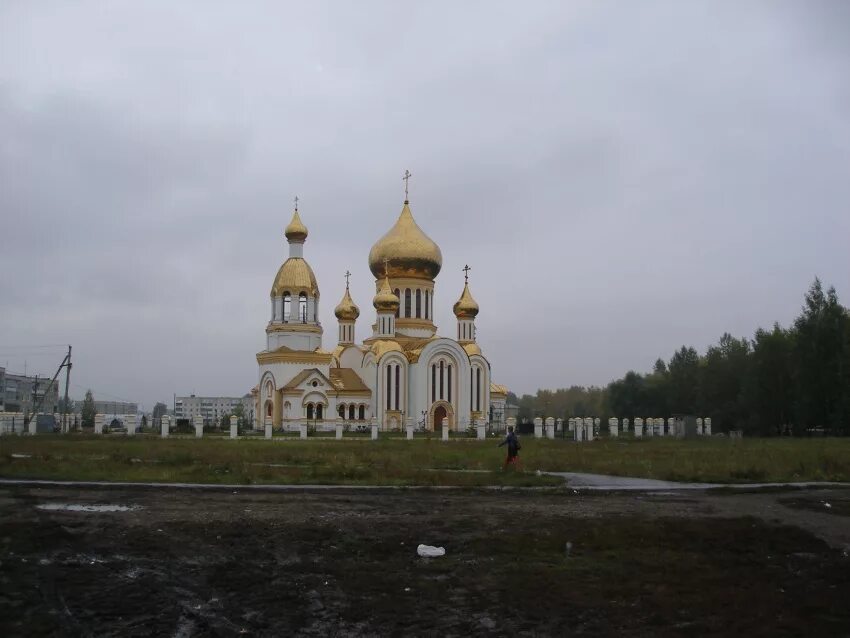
[1,485,849,637]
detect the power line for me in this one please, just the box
[0,344,71,349]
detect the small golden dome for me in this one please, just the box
[285,209,308,243]
[271,258,319,296]
[373,274,400,312]
[334,285,360,321]
[453,282,479,319]
[368,201,442,280]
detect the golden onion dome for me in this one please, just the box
[368,201,442,280]
[285,209,308,243]
[373,274,400,312]
[453,282,479,319]
[271,258,319,297]
[334,285,360,321]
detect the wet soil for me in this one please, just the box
[1,485,849,637]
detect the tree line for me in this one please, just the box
[510,279,850,436]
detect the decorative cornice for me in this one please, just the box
[396,317,436,329]
[256,350,333,365]
[383,277,436,290]
[266,322,323,334]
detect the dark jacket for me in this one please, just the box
[499,431,520,456]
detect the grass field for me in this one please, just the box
[1,434,849,486]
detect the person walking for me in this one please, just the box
[498,425,522,471]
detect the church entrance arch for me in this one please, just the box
[429,401,454,431]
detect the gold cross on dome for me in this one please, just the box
[293,195,299,211]
[344,270,351,288]
[463,264,471,283]
[402,169,412,201]
[383,257,390,277]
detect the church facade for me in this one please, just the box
[254,192,507,431]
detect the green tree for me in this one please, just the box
[81,390,96,428]
[746,323,793,435]
[517,394,536,420]
[607,371,647,417]
[698,333,750,431]
[232,403,245,427]
[667,346,700,414]
[792,279,850,434]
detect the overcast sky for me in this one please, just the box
[1,1,848,410]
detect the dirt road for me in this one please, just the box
[1,485,848,636]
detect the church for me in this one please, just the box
[253,183,507,431]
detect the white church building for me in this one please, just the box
[254,189,507,431]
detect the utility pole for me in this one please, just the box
[63,345,72,432]
[26,374,39,427]
[27,350,72,432]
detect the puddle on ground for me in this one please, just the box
[36,503,141,513]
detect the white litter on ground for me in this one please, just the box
[417,544,446,558]
[10,454,31,459]
[36,504,140,513]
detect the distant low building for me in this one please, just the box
[1,368,60,414]
[175,394,254,425]
[63,399,137,417]
[90,400,138,415]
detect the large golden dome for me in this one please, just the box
[271,258,318,297]
[334,285,360,321]
[368,201,442,280]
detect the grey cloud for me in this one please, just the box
[1,0,848,407]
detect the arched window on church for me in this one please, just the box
[431,364,436,403]
[349,405,355,420]
[317,404,323,419]
[358,405,365,420]
[439,361,444,400]
[415,289,421,318]
[299,293,307,323]
[283,292,291,322]
[306,403,314,419]
[395,364,400,410]
[386,365,392,410]
[424,290,429,319]
[394,289,400,318]
[338,404,345,418]
[447,364,452,403]
[476,367,481,412]
[404,289,411,318]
